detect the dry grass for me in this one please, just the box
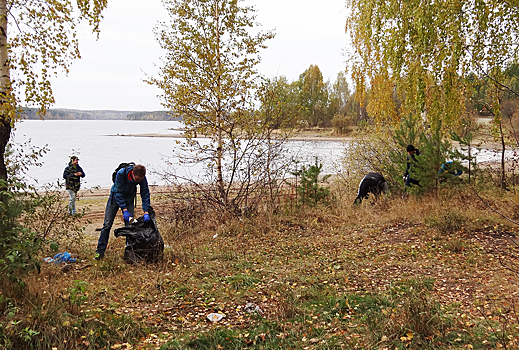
[2,183,519,349]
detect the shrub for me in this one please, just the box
[424,210,465,235]
[292,157,331,206]
[331,114,353,134]
[0,142,85,290]
[339,124,403,192]
[0,143,49,288]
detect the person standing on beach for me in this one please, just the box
[63,156,85,215]
[94,164,151,260]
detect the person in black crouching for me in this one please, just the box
[353,172,388,205]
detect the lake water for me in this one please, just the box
[12,120,345,189]
[12,120,515,189]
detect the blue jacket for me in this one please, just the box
[439,161,463,176]
[111,166,150,212]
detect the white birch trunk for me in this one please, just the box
[0,0,10,183]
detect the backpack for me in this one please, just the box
[112,162,135,183]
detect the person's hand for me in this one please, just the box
[123,210,132,222]
[143,213,150,222]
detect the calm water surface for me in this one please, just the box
[13,120,345,189]
[13,120,513,189]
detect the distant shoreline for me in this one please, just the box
[106,133,351,142]
[21,108,179,121]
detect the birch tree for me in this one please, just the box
[346,0,519,131]
[347,0,519,188]
[0,0,108,184]
[148,0,274,206]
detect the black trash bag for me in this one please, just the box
[114,206,164,264]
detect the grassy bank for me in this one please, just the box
[2,184,519,349]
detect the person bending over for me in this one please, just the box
[354,172,388,205]
[94,164,150,260]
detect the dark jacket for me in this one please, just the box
[404,149,421,178]
[354,172,387,204]
[63,162,85,192]
[111,165,150,212]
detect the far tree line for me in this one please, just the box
[261,62,519,135]
[20,108,181,121]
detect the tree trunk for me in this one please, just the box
[216,114,226,204]
[215,1,227,206]
[499,119,507,189]
[468,144,471,185]
[0,0,10,187]
[0,120,9,183]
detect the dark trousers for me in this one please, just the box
[405,176,420,187]
[96,194,135,255]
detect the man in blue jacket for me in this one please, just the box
[63,156,85,215]
[94,164,151,260]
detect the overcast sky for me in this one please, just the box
[49,0,349,111]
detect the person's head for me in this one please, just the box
[406,144,416,155]
[132,164,146,182]
[70,156,79,166]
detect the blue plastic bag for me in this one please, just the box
[46,251,77,264]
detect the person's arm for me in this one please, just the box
[404,157,411,177]
[63,166,71,179]
[139,177,150,213]
[78,165,86,178]
[112,169,128,210]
